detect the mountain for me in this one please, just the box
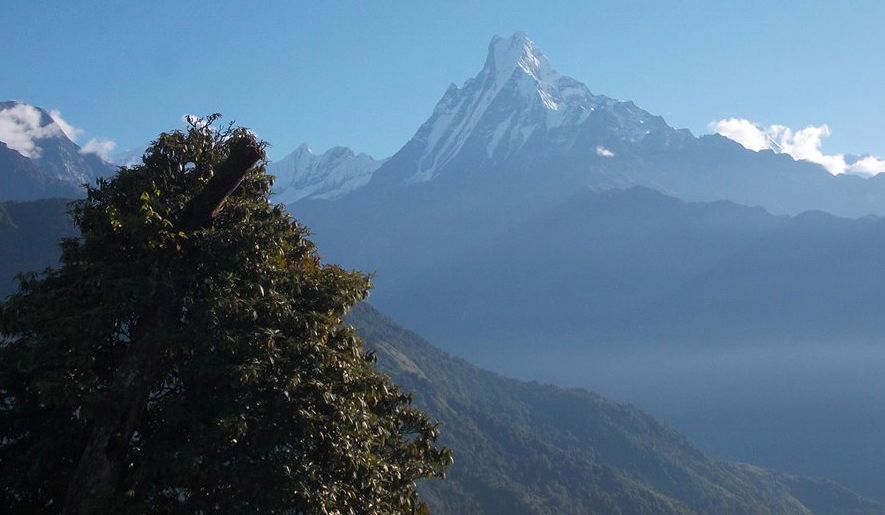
[295,182,885,501]
[279,34,885,500]
[351,303,882,514]
[10,192,885,502]
[377,187,885,353]
[285,33,885,218]
[0,101,115,201]
[0,198,77,295]
[3,198,884,513]
[0,140,55,200]
[267,144,382,203]
[369,32,691,187]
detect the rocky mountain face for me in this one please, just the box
[0,101,115,201]
[267,144,382,203]
[368,32,691,188]
[281,33,885,218]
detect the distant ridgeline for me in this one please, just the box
[278,33,885,502]
[0,101,115,201]
[0,198,77,295]
[0,201,881,514]
[354,303,881,515]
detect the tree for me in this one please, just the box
[0,117,451,514]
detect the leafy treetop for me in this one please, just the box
[0,116,450,514]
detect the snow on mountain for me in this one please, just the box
[382,32,691,185]
[0,101,116,200]
[295,33,885,218]
[268,144,383,203]
[111,144,150,167]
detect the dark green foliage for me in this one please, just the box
[0,118,449,513]
[349,303,883,515]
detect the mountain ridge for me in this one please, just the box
[366,32,693,191]
[291,181,885,501]
[0,101,115,201]
[283,33,885,218]
[267,143,382,203]
[2,198,884,513]
[351,302,883,515]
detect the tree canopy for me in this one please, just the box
[0,117,450,514]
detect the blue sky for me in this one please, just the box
[3,1,883,162]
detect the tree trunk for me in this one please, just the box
[62,135,262,514]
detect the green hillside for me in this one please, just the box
[350,304,883,514]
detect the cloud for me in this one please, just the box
[710,118,885,176]
[709,118,769,151]
[0,102,117,161]
[0,103,65,158]
[848,155,885,176]
[80,137,117,161]
[48,109,83,142]
[596,145,615,157]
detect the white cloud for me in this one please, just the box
[0,103,65,158]
[80,137,117,161]
[48,109,83,142]
[710,118,885,177]
[596,145,615,157]
[848,155,885,176]
[0,102,117,162]
[709,118,770,151]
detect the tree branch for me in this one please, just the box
[178,135,263,232]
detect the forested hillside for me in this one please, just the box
[351,304,883,514]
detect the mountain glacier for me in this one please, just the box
[267,144,382,203]
[396,32,691,184]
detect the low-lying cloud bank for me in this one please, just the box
[0,103,116,161]
[711,118,885,176]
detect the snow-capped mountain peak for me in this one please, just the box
[281,33,692,201]
[377,32,687,185]
[0,100,116,200]
[483,32,561,105]
[268,144,383,203]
